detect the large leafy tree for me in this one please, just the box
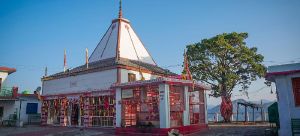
[186,32,266,122]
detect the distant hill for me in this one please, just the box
[207,105,216,110]
[207,99,276,122]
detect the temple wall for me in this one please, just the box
[42,69,117,95]
[120,69,159,83]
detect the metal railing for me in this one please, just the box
[208,112,269,122]
[0,87,13,97]
[91,116,114,127]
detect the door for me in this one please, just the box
[71,104,79,126]
[0,107,3,120]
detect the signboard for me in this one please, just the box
[122,89,133,98]
[160,90,164,100]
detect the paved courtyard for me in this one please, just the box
[196,124,269,136]
[0,124,270,136]
[0,125,115,136]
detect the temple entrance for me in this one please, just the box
[71,104,79,126]
[122,99,138,127]
[46,99,61,125]
[169,85,184,127]
[120,86,160,128]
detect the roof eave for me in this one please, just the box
[0,67,16,74]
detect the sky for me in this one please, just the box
[1,0,300,106]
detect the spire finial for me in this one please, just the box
[118,0,122,18]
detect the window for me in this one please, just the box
[292,77,300,107]
[128,73,136,82]
[26,103,38,114]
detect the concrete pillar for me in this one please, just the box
[183,86,190,126]
[78,103,81,126]
[204,90,208,124]
[159,84,170,128]
[115,88,122,127]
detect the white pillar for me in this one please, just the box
[264,112,268,121]
[183,86,190,126]
[204,90,208,124]
[159,84,170,128]
[115,88,122,127]
[247,112,249,122]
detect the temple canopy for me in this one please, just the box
[89,14,156,65]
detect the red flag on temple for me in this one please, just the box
[183,50,193,80]
[86,48,89,68]
[64,49,67,72]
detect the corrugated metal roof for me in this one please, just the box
[42,57,177,81]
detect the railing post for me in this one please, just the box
[237,103,239,122]
[265,112,268,121]
[247,112,249,122]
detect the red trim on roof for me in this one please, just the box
[266,69,300,77]
[42,89,114,97]
[0,67,16,74]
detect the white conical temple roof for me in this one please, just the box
[89,18,156,65]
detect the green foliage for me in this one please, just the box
[22,90,30,94]
[186,32,266,98]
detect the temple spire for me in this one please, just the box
[118,0,122,18]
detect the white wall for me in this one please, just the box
[120,69,159,83]
[0,101,18,121]
[42,69,117,95]
[19,97,41,124]
[0,97,41,124]
[0,72,9,87]
[274,73,300,136]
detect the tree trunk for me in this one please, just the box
[220,96,233,122]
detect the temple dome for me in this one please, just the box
[89,17,156,65]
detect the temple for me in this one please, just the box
[41,2,209,135]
